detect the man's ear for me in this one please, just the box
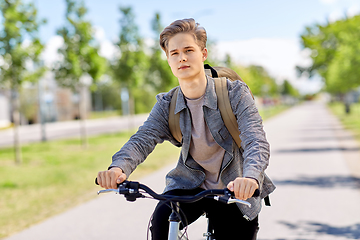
[202,48,208,62]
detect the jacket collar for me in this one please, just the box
[174,75,217,114]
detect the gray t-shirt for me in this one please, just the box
[186,95,226,190]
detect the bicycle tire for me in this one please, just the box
[178,230,189,240]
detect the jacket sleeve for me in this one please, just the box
[109,90,180,178]
[228,80,270,185]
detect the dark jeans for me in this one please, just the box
[150,188,259,240]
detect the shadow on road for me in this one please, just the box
[299,136,356,142]
[279,221,360,239]
[275,147,360,153]
[273,175,360,189]
[299,127,343,132]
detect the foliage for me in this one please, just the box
[54,0,107,90]
[145,12,177,93]
[299,14,360,94]
[0,0,46,88]
[111,7,147,91]
[222,54,279,97]
[0,0,46,163]
[281,79,300,97]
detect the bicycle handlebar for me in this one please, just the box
[95,178,260,207]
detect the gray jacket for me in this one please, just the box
[110,76,276,220]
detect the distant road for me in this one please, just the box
[0,114,149,148]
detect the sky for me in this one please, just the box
[31,0,360,94]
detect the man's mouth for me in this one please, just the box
[179,65,190,70]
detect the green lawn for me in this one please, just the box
[0,103,290,238]
[0,132,180,238]
[328,101,360,143]
[89,110,120,119]
[259,104,291,121]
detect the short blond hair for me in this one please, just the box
[160,18,207,55]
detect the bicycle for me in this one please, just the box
[96,179,259,240]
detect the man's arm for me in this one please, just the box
[228,80,270,199]
[98,91,178,189]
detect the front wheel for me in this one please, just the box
[178,230,189,240]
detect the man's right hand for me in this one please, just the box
[97,167,127,189]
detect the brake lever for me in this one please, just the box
[227,198,251,207]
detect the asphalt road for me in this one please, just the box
[0,114,149,148]
[3,101,360,240]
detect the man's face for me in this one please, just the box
[167,33,208,81]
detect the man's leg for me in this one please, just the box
[150,188,206,240]
[205,199,259,240]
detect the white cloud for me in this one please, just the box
[98,40,119,60]
[319,0,339,4]
[347,4,360,17]
[328,10,344,22]
[40,35,64,67]
[93,26,106,42]
[215,38,322,94]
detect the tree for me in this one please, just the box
[299,14,360,112]
[281,79,299,97]
[0,0,46,164]
[111,6,147,115]
[54,0,107,147]
[145,12,177,94]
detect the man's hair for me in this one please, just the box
[160,18,207,55]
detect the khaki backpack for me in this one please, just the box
[169,64,254,148]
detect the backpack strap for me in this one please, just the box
[169,87,182,143]
[204,64,218,77]
[214,77,242,149]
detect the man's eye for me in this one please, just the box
[171,52,178,56]
[186,49,193,52]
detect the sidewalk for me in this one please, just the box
[0,114,148,148]
[4,101,360,240]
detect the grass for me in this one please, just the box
[0,131,180,239]
[327,101,360,143]
[89,110,120,119]
[259,104,291,121]
[0,103,291,238]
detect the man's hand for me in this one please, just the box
[97,167,127,189]
[227,177,259,200]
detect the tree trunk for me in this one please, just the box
[38,79,47,141]
[345,102,351,114]
[11,88,22,164]
[79,85,88,148]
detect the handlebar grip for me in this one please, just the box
[94,177,126,188]
[226,188,260,198]
[253,189,260,197]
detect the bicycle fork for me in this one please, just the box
[168,202,181,240]
[203,213,216,240]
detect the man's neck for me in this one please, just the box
[178,72,207,99]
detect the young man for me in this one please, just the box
[97,18,275,240]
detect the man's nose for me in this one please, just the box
[179,52,187,62]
